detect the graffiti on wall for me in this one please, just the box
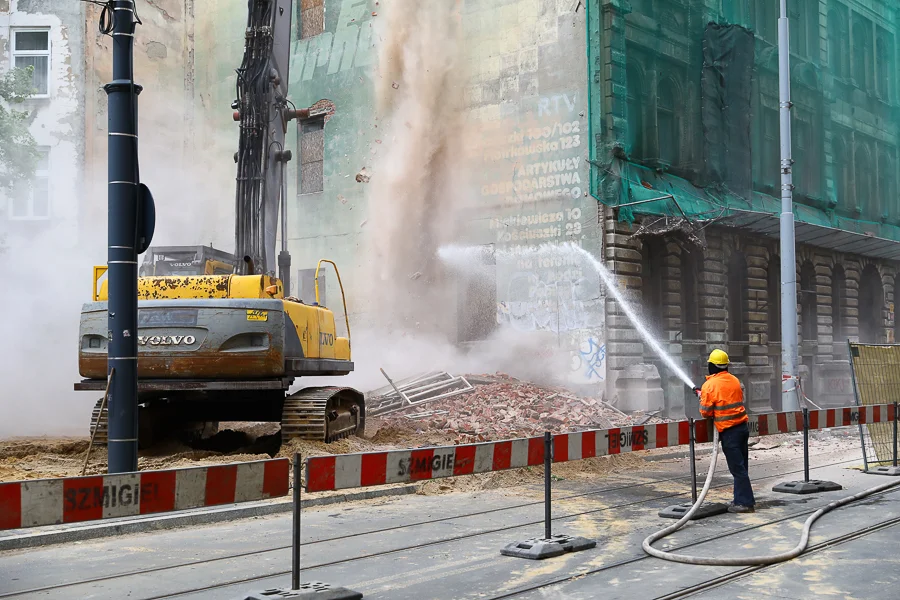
[572,337,606,383]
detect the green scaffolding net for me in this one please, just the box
[587,0,900,255]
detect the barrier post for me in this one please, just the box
[292,453,301,591]
[894,401,898,468]
[659,418,728,519]
[543,431,552,540]
[867,401,900,476]
[500,431,596,560]
[243,454,363,600]
[773,408,842,494]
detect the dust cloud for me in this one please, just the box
[0,101,234,440]
[334,0,578,393]
[364,0,470,334]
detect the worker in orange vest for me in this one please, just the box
[693,349,755,513]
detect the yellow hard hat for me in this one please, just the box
[708,349,730,366]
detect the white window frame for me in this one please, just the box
[8,147,51,221]
[10,28,51,99]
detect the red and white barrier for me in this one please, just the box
[306,404,894,493]
[0,458,290,531]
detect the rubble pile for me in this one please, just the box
[373,373,668,443]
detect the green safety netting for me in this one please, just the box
[587,1,900,260]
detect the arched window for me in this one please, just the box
[728,251,748,342]
[657,78,679,167]
[859,265,883,343]
[800,261,818,343]
[832,264,846,348]
[681,248,701,340]
[856,143,874,217]
[768,256,782,342]
[627,65,644,160]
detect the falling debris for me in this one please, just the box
[356,167,371,183]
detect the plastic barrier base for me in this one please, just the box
[772,480,843,494]
[500,534,596,560]
[243,583,363,599]
[658,501,729,520]
[867,465,900,476]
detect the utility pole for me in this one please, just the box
[778,0,801,412]
[106,0,142,473]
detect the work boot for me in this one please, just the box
[727,504,755,514]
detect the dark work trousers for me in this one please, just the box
[719,421,755,507]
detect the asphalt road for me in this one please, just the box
[1,437,897,600]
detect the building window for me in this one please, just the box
[9,147,50,220]
[878,149,895,222]
[728,251,748,342]
[859,264,883,343]
[789,0,814,59]
[641,237,666,339]
[626,65,644,160]
[800,261,818,343]
[767,256,781,342]
[852,18,872,90]
[299,0,325,39]
[855,141,874,218]
[762,108,780,189]
[876,34,893,101]
[832,264,846,347]
[828,5,849,78]
[298,116,325,195]
[756,0,778,43]
[11,29,50,96]
[657,78,679,167]
[833,134,853,207]
[681,249,700,341]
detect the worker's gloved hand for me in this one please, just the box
[692,386,701,397]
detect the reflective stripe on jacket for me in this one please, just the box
[699,371,748,432]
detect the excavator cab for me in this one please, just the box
[139,245,236,277]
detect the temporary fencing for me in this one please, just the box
[848,342,900,473]
[0,458,290,531]
[306,405,893,492]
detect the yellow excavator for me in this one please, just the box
[74,0,364,447]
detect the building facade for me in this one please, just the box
[589,0,900,414]
[69,0,900,414]
[0,0,85,248]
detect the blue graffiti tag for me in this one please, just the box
[580,338,606,381]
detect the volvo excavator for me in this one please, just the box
[74,0,365,447]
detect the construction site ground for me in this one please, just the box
[0,374,666,484]
[0,428,890,600]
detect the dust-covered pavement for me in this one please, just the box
[0,430,881,600]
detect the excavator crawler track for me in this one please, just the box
[89,398,109,446]
[282,386,365,443]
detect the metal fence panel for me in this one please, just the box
[848,343,900,467]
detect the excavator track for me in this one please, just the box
[89,398,109,446]
[281,386,365,443]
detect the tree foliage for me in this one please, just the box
[0,66,40,189]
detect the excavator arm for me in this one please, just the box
[232,0,297,279]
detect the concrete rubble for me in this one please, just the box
[371,373,671,443]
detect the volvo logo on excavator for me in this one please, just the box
[137,335,196,346]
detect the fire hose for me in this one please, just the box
[642,426,900,566]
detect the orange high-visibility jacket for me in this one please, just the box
[699,371,749,432]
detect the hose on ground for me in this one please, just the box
[642,427,900,566]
